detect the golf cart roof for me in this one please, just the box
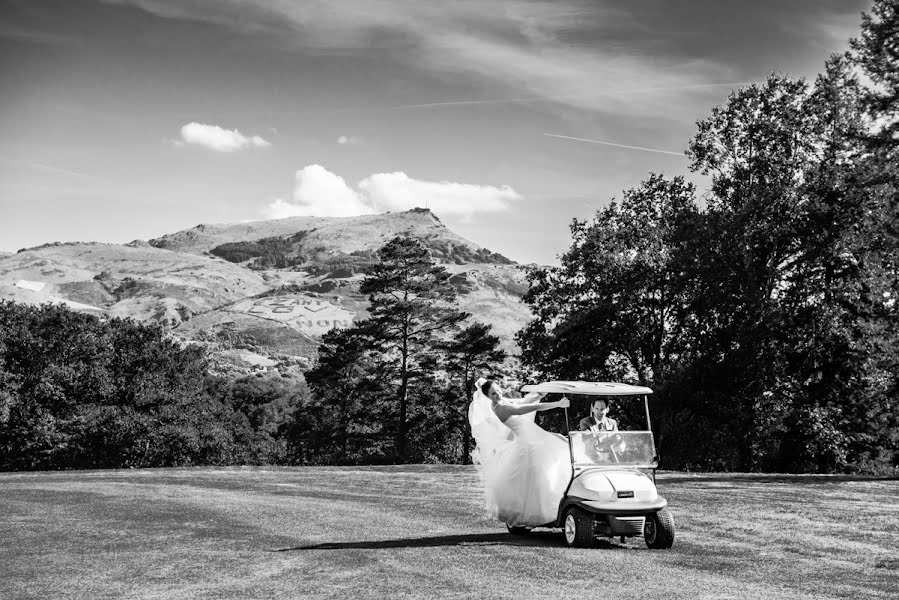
[520,380,653,396]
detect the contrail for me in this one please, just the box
[0,156,98,180]
[599,81,758,94]
[391,97,541,110]
[390,82,757,110]
[543,133,686,157]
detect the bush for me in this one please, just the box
[0,301,308,470]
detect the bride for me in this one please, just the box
[468,378,571,528]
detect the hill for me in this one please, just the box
[0,210,533,372]
[149,208,513,267]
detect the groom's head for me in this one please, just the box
[590,398,610,420]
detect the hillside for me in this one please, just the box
[0,210,533,372]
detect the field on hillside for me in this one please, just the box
[1,467,896,600]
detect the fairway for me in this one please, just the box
[1,467,896,599]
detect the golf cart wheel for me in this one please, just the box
[644,508,675,549]
[507,525,531,536]
[563,507,596,548]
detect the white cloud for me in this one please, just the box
[262,165,521,220]
[178,122,270,152]
[359,172,520,215]
[263,164,374,218]
[337,135,361,145]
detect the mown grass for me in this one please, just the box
[1,467,896,599]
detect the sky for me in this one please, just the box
[0,0,873,264]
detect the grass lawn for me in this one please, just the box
[1,467,896,599]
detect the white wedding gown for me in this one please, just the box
[469,388,571,527]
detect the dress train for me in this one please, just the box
[468,386,570,527]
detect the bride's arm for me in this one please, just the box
[516,392,545,405]
[494,397,569,421]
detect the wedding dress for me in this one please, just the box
[469,385,571,527]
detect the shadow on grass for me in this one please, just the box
[272,531,638,552]
[272,531,570,551]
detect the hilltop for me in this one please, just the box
[0,210,533,373]
[149,208,512,267]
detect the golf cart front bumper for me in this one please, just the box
[601,515,646,537]
[563,497,668,537]
[578,497,668,515]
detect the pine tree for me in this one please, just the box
[301,322,390,463]
[360,236,468,461]
[441,322,505,463]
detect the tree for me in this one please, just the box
[852,0,899,167]
[518,174,698,387]
[684,65,893,472]
[441,322,506,463]
[518,65,898,473]
[0,301,240,470]
[517,174,707,468]
[359,236,468,461]
[850,0,899,473]
[299,323,392,463]
[684,72,854,469]
[209,371,309,464]
[769,57,873,471]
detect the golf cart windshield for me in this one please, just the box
[570,431,658,468]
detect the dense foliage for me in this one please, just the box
[0,301,308,470]
[517,4,899,474]
[210,233,307,269]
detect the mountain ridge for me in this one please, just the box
[149,208,514,266]
[0,209,534,373]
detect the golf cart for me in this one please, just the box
[518,380,674,549]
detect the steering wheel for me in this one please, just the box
[593,432,623,449]
[592,432,625,464]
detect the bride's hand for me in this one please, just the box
[557,397,570,409]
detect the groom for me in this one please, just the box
[578,398,618,432]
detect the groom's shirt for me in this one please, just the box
[578,415,618,432]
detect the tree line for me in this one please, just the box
[0,237,506,470]
[0,301,312,470]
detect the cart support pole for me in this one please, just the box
[562,397,577,514]
[645,394,656,484]
[563,398,575,468]
[558,401,577,526]
[644,395,652,431]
